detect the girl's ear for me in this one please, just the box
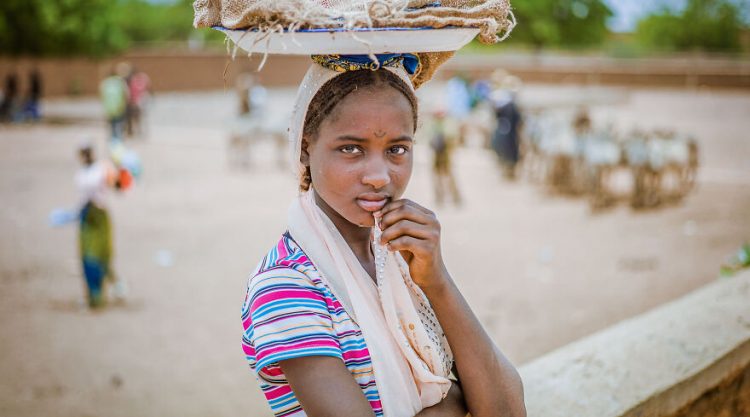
[300,136,311,166]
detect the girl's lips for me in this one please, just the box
[356,198,388,212]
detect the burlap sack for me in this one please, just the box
[194,0,514,87]
[194,0,514,45]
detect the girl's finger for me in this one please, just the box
[380,219,433,244]
[380,204,433,230]
[380,199,434,218]
[386,235,429,255]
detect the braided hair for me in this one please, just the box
[300,69,418,191]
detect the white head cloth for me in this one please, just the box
[284,62,453,415]
[288,63,414,180]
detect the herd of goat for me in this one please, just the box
[517,111,699,210]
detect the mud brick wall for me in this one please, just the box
[2,52,749,98]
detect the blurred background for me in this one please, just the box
[0,1,749,416]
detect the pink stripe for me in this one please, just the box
[242,342,256,356]
[264,384,293,400]
[259,340,339,357]
[325,297,344,310]
[276,239,289,259]
[342,348,371,360]
[251,288,322,311]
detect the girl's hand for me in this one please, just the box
[377,199,449,291]
[415,382,467,417]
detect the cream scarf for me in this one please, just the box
[288,189,452,416]
[284,62,452,415]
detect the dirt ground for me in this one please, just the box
[0,83,748,417]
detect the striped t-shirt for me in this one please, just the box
[241,232,383,416]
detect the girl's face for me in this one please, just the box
[304,85,415,228]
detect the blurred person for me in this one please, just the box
[125,67,151,138]
[519,109,547,182]
[99,65,129,140]
[430,110,462,206]
[446,75,472,120]
[235,72,268,119]
[490,73,523,180]
[228,73,284,170]
[236,72,269,118]
[467,77,497,148]
[75,142,126,308]
[567,106,594,195]
[228,73,255,168]
[236,72,255,116]
[624,130,659,209]
[445,74,472,145]
[573,106,592,136]
[470,77,492,108]
[22,68,43,122]
[0,72,19,123]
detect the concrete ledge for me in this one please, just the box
[519,271,750,417]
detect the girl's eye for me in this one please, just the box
[389,145,409,155]
[340,145,362,154]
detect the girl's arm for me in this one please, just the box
[379,200,526,417]
[284,356,467,417]
[420,272,525,417]
[280,356,377,417]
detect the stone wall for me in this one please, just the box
[668,363,750,417]
[519,271,750,417]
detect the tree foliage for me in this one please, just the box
[0,0,127,57]
[636,0,746,52]
[0,0,219,57]
[507,0,613,48]
[114,0,198,45]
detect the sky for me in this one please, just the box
[603,0,686,32]
[604,0,750,32]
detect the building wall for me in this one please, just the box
[1,51,749,98]
[0,53,311,98]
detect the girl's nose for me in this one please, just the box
[361,156,391,189]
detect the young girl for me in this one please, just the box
[241,56,525,417]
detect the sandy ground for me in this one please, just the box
[0,83,748,417]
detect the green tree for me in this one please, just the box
[636,0,746,52]
[508,0,613,48]
[115,0,201,45]
[0,0,127,57]
[0,0,220,57]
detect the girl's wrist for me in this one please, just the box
[420,267,453,299]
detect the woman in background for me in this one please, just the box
[76,143,125,308]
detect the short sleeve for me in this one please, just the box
[242,268,343,385]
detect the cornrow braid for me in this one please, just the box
[300,69,418,192]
